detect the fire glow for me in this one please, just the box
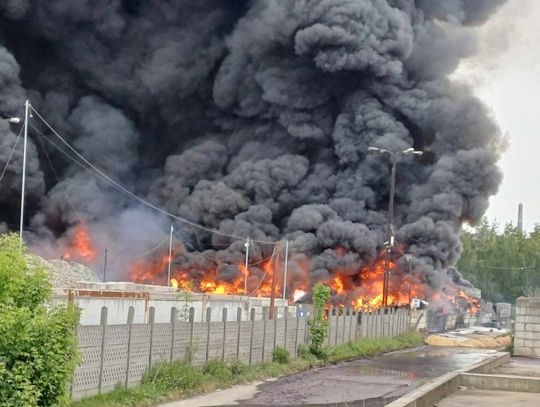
[63,223,96,262]
[126,247,429,311]
[61,225,478,313]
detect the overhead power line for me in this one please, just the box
[28,105,277,245]
[0,125,23,184]
[126,236,170,258]
[173,229,276,267]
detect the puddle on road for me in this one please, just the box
[233,347,498,406]
[343,346,497,379]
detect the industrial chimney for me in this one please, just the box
[518,203,524,232]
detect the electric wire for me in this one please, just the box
[126,236,169,258]
[0,125,23,184]
[33,125,87,226]
[30,105,277,245]
[174,229,277,267]
[247,244,277,296]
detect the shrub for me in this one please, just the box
[0,234,79,407]
[202,360,233,382]
[309,344,328,360]
[310,282,331,352]
[143,361,203,392]
[272,347,289,364]
[229,360,247,376]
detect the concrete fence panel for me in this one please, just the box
[71,305,412,401]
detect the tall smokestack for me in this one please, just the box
[518,203,524,232]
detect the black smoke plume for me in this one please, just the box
[0,0,505,296]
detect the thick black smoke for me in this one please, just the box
[0,0,505,295]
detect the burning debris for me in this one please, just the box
[0,1,505,309]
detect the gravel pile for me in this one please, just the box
[27,255,101,288]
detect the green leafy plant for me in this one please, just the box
[0,234,79,407]
[144,361,203,392]
[228,360,247,376]
[272,346,289,364]
[309,282,331,353]
[202,360,233,382]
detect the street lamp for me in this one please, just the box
[1,116,20,124]
[368,146,423,307]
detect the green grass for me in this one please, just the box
[70,331,423,407]
[326,331,424,363]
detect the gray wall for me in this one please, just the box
[71,306,411,400]
[514,297,540,357]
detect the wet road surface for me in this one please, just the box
[161,346,499,407]
[234,346,498,406]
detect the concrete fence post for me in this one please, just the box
[170,307,178,362]
[342,308,348,344]
[273,310,278,352]
[349,309,354,342]
[390,308,394,338]
[356,311,362,340]
[284,307,289,350]
[304,315,309,344]
[294,312,300,356]
[221,308,228,361]
[261,307,268,362]
[236,308,242,360]
[205,307,211,362]
[188,307,195,363]
[249,308,255,365]
[148,307,156,368]
[379,309,384,338]
[125,306,135,388]
[98,306,108,395]
[334,308,339,345]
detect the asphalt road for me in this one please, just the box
[160,346,499,407]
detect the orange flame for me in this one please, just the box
[125,240,478,313]
[64,223,96,261]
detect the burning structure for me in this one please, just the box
[0,1,504,310]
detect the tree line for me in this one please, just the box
[458,219,540,303]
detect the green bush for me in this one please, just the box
[309,344,328,360]
[0,234,79,407]
[228,360,247,376]
[202,360,233,382]
[272,347,289,364]
[143,361,203,392]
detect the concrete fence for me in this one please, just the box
[71,305,411,400]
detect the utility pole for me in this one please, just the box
[244,237,250,295]
[269,242,279,320]
[405,254,412,304]
[282,240,289,300]
[19,100,29,249]
[382,158,397,308]
[368,147,423,307]
[103,248,108,282]
[167,224,174,286]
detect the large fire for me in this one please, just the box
[126,245,432,311]
[62,225,477,313]
[63,223,96,262]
